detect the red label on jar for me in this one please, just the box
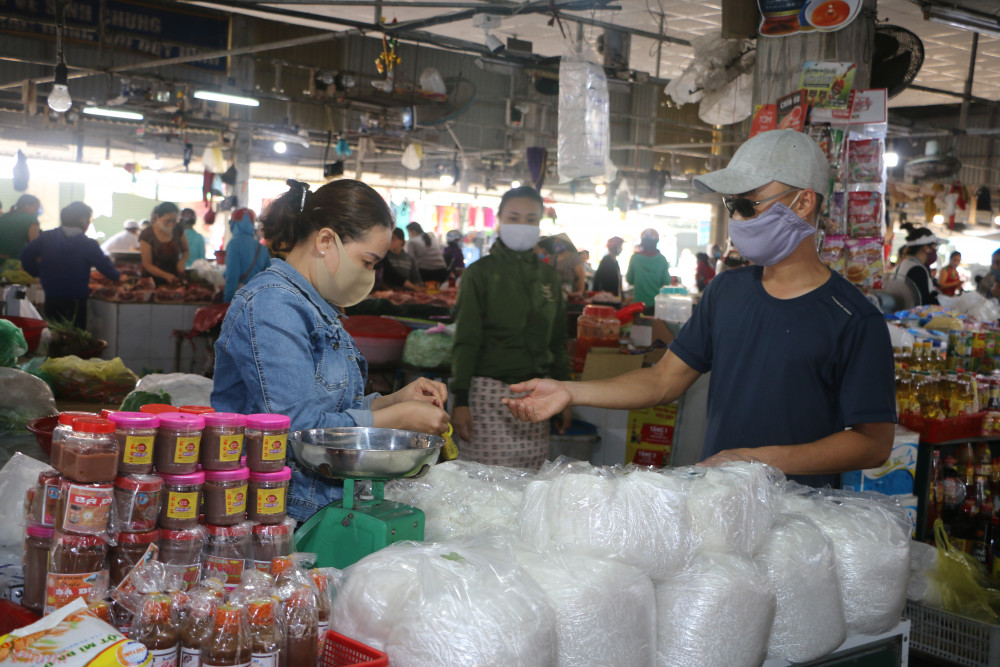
[166,491,199,519]
[45,570,110,613]
[203,556,244,590]
[173,436,201,464]
[256,488,286,515]
[225,485,248,515]
[261,435,287,461]
[164,563,201,591]
[62,484,114,534]
[123,435,154,465]
[220,434,244,462]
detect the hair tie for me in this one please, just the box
[286,179,310,213]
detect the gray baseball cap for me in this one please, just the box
[693,129,830,196]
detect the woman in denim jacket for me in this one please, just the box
[212,179,449,521]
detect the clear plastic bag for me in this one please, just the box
[400,327,454,369]
[0,452,50,550]
[755,513,846,662]
[0,367,57,435]
[135,372,214,408]
[518,460,694,581]
[40,355,138,403]
[557,42,610,182]
[655,550,776,667]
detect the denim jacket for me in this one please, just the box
[211,258,379,520]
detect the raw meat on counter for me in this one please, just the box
[90,271,218,303]
[369,288,458,308]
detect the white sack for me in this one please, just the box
[655,550,775,667]
[0,452,50,549]
[755,513,846,662]
[136,372,214,407]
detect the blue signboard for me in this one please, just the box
[0,0,229,71]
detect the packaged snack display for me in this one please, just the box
[154,412,204,475]
[202,604,251,667]
[29,468,61,527]
[115,474,163,532]
[59,417,120,483]
[847,138,883,183]
[159,471,205,530]
[847,191,882,238]
[825,192,847,236]
[244,414,290,473]
[23,524,53,615]
[159,526,209,591]
[846,237,885,290]
[203,522,253,591]
[111,530,160,588]
[252,520,294,572]
[820,235,847,275]
[46,531,110,613]
[248,467,290,524]
[203,468,250,526]
[111,411,160,475]
[55,477,115,537]
[130,592,179,667]
[201,413,246,472]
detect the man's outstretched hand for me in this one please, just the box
[503,379,572,422]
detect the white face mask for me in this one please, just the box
[313,233,375,307]
[499,224,541,252]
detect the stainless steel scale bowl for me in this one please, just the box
[289,426,442,480]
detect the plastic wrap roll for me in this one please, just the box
[910,540,939,573]
[512,544,657,666]
[907,571,943,606]
[755,513,846,662]
[331,539,556,666]
[384,461,533,541]
[518,462,693,581]
[655,550,776,667]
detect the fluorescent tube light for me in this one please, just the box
[663,190,689,199]
[194,90,260,107]
[82,107,143,120]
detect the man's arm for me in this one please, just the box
[700,422,893,475]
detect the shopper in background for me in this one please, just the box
[592,236,624,296]
[451,185,572,469]
[977,249,1000,301]
[212,179,448,521]
[223,208,270,303]
[20,201,121,329]
[894,223,941,306]
[551,236,586,296]
[505,129,895,487]
[101,219,141,254]
[579,250,594,290]
[378,227,423,291]
[139,202,188,285]
[0,194,41,261]
[180,208,207,267]
[937,251,963,296]
[139,219,151,231]
[443,229,465,279]
[405,221,449,284]
[695,252,716,292]
[626,228,671,311]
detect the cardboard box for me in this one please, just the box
[626,403,678,467]
[642,318,675,365]
[581,347,644,381]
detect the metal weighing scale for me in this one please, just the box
[290,427,443,568]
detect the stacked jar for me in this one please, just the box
[251,518,296,572]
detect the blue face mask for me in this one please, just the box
[727,196,815,267]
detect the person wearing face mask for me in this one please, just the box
[222,208,270,302]
[893,223,942,306]
[450,186,572,469]
[503,130,896,487]
[592,236,624,296]
[139,202,189,285]
[976,249,1000,302]
[211,179,449,521]
[626,228,671,311]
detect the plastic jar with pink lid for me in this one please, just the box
[110,412,159,475]
[178,405,215,415]
[203,467,249,526]
[200,413,246,472]
[154,413,204,475]
[159,470,205,530]
[244,414,290,473]
[247,467,290,524]
[51,411,97,469]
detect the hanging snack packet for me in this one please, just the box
[846,238,885,290]
[820,236,847,275]
[847,191,882,238]
[847,139,883,183]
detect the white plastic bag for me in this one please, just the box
[512,543,657,666]
[401,142,423,170]
[332,539,557,667]
[136,372,214,408]
[0,452,50,550]
[655,550,775,667]
[558,42,610,182]
[781,487,911,634]
[0,367,57,435]
[755,513,846,662]
[518,461,694,581]
[418,68,446,95]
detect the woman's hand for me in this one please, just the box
[452,405,473,442]
[380,377,447,409]
[374,400,449,434]
[502,379,572,423]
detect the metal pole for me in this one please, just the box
[959,32,978,132]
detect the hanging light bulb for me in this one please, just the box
[273,141,287,154]
[48,61,72,113]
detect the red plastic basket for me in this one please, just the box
[321,630,389,667]
[899,411,986,444]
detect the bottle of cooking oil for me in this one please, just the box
[917,372,945,420]
[942,373,958,417]
[910,342,925,372]
[931,341,947,373]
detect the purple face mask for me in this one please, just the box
[925,249,938,267]
[727,197,816,267]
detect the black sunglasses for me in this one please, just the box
[722,187,802,218]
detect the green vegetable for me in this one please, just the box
[119,389,172,412]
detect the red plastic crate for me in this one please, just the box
[0,601,40,635]
[321,630,389,667]
[899,411,986,444]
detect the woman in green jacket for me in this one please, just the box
[451,186,572,468]
[626,227,671,310]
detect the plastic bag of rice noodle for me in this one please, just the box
[668,461,781,557]
[780,485,911,634]
[655,550,776,667]
[518,460,694,581]
[331,538,556,667]
[384,460,533,541]
[511,543,657,666]
[755,513,846,662]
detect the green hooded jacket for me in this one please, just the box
[451,240,571,407]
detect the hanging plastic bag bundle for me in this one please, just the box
[557,41,610,182]
[754,513,846,662]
